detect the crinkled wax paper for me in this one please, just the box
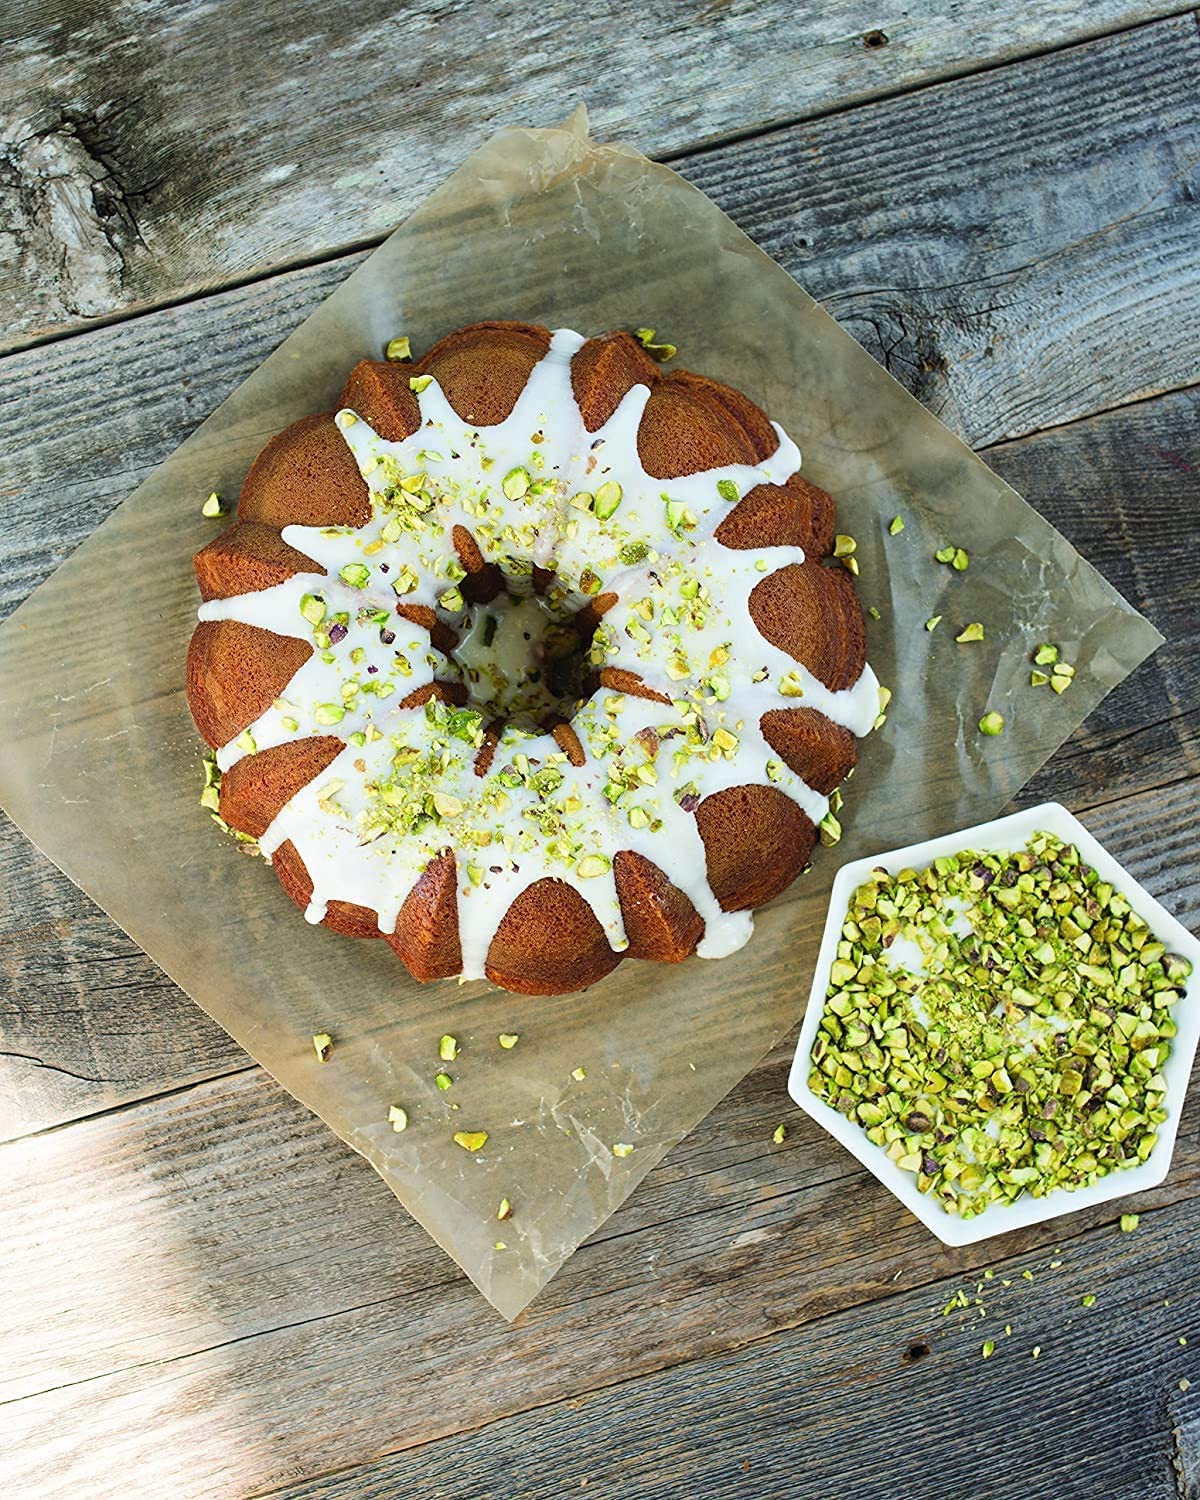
[0,108,1160,1318]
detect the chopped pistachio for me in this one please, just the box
[717,478,739,503]
[571,1066,587,1082]
[439,1034,459,1062]
[314,703,345,725]
[1030,670,1049,687]
[300,593,327,626]
[1081,1294,1097,1307]
[497,1197,512,1221]
[889,515,905,536]
[312,1032,333,1063]
[952,548,969,571]
[201,492,225,518]
[409,374,433,393]
[494,1240,507,1251]
[868,605,881,620]
[594,480,623,519]
[501,466,531,499]
[339,562,370,589]
[611,1142,635,1158]
[809,830,1185,1221]
[1050,672,1073,694]
[435,1072,452,1091]
[453,1130,488,1152]
[1033,643,1059,666]
[956,622,985,643]
[833,534,857,557]
[387,1105,408,1132]
[633,327,677,361]
[577,853,611,879]
[934,546,956,564]
[498,1033,519,1050]
[772,1124,787,1145]
[199,784,220,812]
[841,555,860,576]
[1032,1346,1041,1359]
[819,811,842,847]
[385,335,412,362]
[1119,1213,1139,1232]
[236,730,257,754]
[981,1340,995,1359]
[925,616,942,632]
[979,711,1004,736]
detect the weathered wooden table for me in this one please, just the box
[3,4,1199,1495]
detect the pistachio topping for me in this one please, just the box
[201,492,226,518]
[497,1197,512,1221]
[833,534,857,558]
[889,515,905,536]
[499,1033,520,1050]
[502,466,531,500]
[439,1034,459,1062]
[387,1104,408,1132]
[772,1124,787,1145]
[633,326,677,361]
[808,831,1189,1220]
[409,374,433,393]
[925,616,942,633]
[385,336,413,362]
[435,1072,452,1091]
[312,1032,334,1063]
[453,1130,488,1152]
[979,712,1004,736]
[956,622,985,643]
[1119,1212,1139,1232]
[611,1142,635,1158]
[571,1066,587,1081]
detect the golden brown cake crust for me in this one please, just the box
[186,320,870,995]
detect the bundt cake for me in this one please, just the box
[186,322,879,995]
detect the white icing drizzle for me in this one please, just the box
[201,329,880,981]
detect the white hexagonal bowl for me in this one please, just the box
[787,802,1200,1246]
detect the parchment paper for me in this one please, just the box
[0,108,1160,1319]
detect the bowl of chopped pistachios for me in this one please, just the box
[788,803,1199,1246]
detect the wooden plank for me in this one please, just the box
[2,777,1196,1497]
[989,387,1200,810]
[284,1197,1200,1500]
[677,13,1200,447]
[0,1,1189,348]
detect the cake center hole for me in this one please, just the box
[454,592,588,727]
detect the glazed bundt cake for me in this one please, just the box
[186,322,878,995]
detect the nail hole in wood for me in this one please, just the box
[864,29,889,49]
[902,1340,931,1365]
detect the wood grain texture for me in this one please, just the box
[1,0,1190,348]
[285,1198,1200,1500]
[677,12,1200,447]
[1,777,1196,1497]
